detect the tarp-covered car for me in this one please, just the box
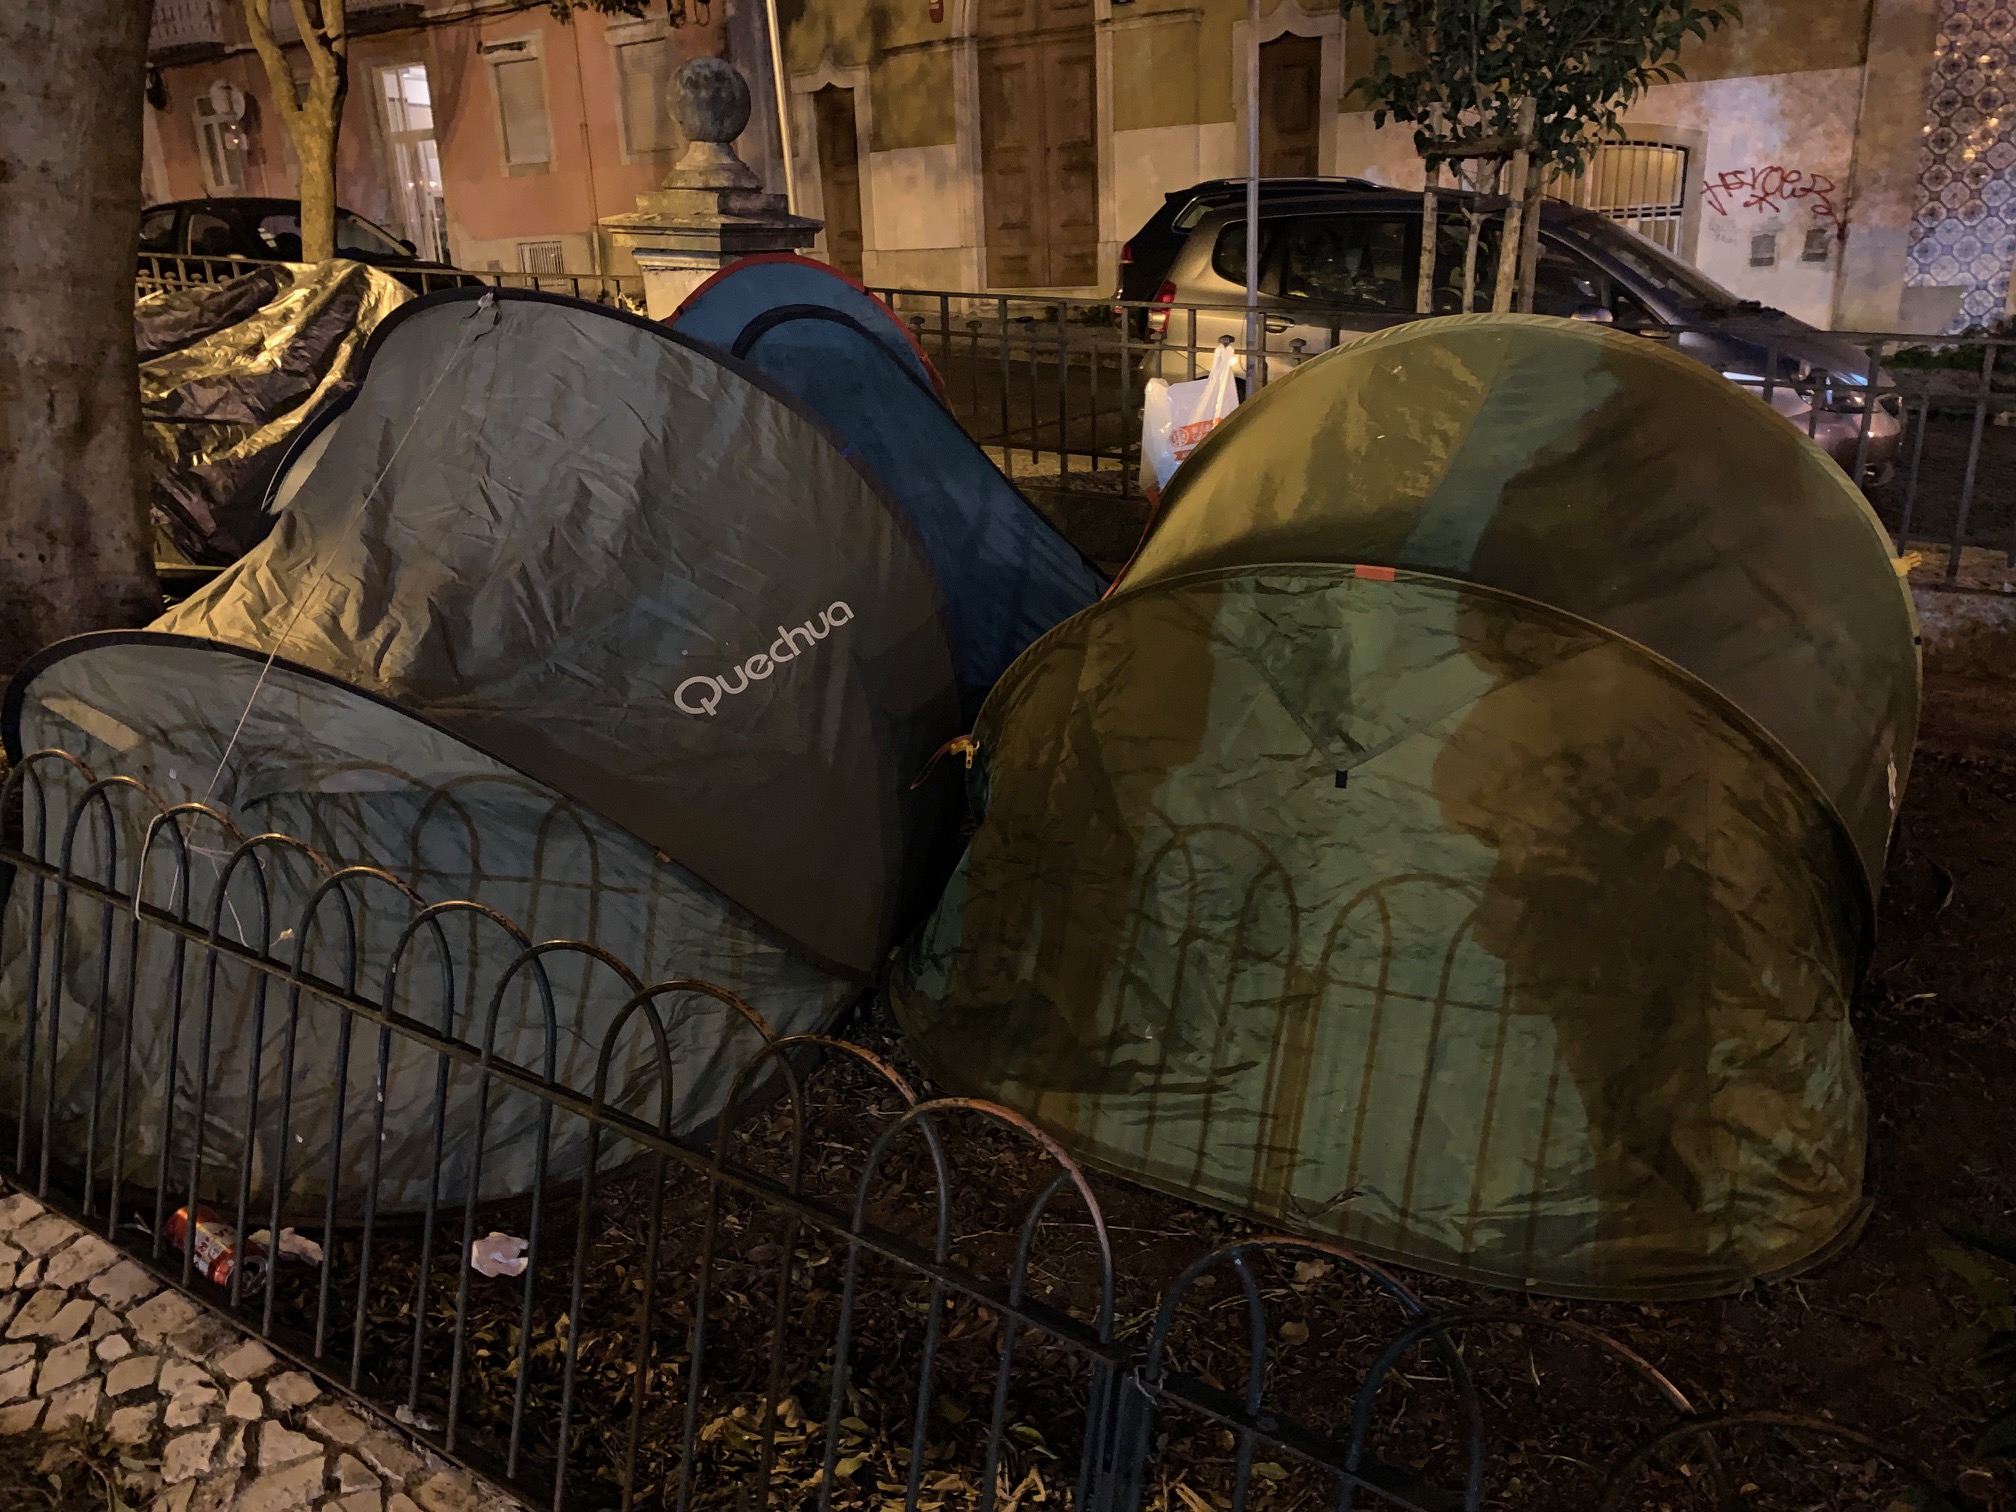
[138,259,409,566]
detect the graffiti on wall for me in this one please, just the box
[1702,166,1841,227]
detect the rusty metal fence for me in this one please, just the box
[134,252,2008,583]
[0,751,1964,1510]
[871,286,2013,585]
[135,251,645,309]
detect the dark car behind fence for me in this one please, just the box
[871,286,2013,585]
[136,252,2009,584]
[0,745,1964,1509]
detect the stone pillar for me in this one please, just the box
[1833,0,1943,331]
[602,58,821,320]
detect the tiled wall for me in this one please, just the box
[1904,0,2016,332]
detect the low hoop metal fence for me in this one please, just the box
[0,749,1964,1510]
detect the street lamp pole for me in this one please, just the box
[1244,0,1263,389]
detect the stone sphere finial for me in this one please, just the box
[674,57,752,145]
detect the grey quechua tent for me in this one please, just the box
[3,287,984,1211]
[893,313,1920,1300]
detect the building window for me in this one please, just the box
[1802,227,1832,264]
[481,36,552,173]
[1549,141,1690,253]
[191,79,249,195]
[376,63,450,262]
[615,35,679,160]
[1750,231,1778,268]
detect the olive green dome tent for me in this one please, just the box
[892,313,1920,1300]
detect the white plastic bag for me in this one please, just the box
[470,1231,530,1278]
[1139,338,1241,500]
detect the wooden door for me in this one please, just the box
[978,0,1098,287]
[1259,34,1323,178]
[813,86,865,279]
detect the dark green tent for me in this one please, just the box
[892,313,1920,1299]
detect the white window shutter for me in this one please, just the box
[495,58,551,166]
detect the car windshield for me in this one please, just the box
[336,212,409,258]
[1580,218,1751,317]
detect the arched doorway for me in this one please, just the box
[975,0,1098,288]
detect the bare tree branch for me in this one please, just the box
[241,0,301,120]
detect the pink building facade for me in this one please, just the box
[145,0,789,276]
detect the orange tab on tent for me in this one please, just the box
[1353,564,1397,581]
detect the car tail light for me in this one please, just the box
[1146,280,1176,341]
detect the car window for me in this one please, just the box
[1609,284,1659,330]
[1210,221,1279,294]
[187,212,238,257]
[1580,216,1744,316]
[1530,248,1606,318]
[138,208,178,253]
[336,212,408,258]
[256,211,304,261]
[1280,216,1412,309]
[1429,219,1500,313]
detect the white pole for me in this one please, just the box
[763,0,799,212]
[1244,0,1262,388]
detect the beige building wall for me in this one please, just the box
[785,0,1951,328]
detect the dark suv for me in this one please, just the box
[1115,177,1379,334]
[1133,183,1902,480]
[139,198,462,287]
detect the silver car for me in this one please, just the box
[1139,187,1903,483]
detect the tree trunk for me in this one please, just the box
[0,0,160,680]
[244,1,349,264]
[1491,99,1537,314]
[296,97,342,263]
[1518,166,1544,313]
[1417,160,1441,315]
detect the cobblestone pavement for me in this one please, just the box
[0,1185,523,1512]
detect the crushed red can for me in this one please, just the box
[164,1206,268,1288]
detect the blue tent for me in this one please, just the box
[673,253,941,393]
[673,256,1105,708]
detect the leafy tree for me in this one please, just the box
[0,0,160,677]
[244,0,653,266]
[1343,0,1741,311]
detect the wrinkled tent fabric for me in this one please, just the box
[672,253,942,394]
[892,314,1919,1300]
[673,292,1105,705]
[1126,314,1918,896]
[3,640,840,1214]
[138,260,409,565]
[3,286,971,1210]
[156,289,964,977]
